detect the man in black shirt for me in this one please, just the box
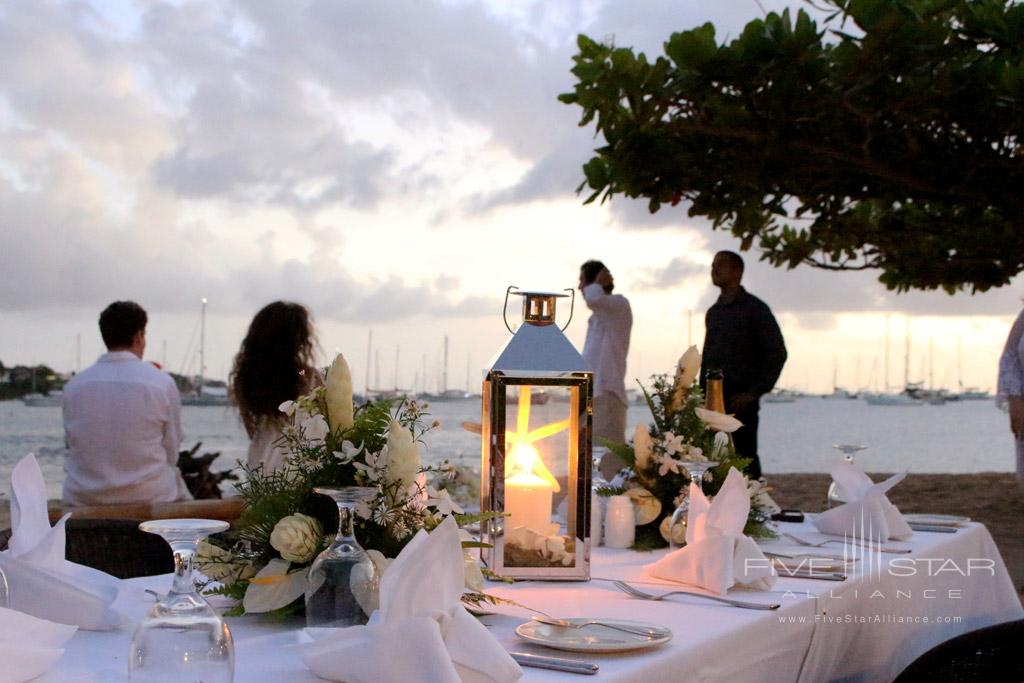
[700,251,787,478]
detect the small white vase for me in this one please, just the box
[603,495,635,549]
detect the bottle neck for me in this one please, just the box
[705,379,726,413]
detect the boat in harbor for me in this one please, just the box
[21,391,63,407]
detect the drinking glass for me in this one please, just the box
[668,460,716,550]
[590,447,608,547]
[0,565,8,608]
[129,518,234,682]
[305,487,379,627]
[827,444,868,508]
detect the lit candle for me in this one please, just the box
[504,444,553,535]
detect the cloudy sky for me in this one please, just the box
[1,0,1019,394]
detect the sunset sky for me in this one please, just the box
[1,0,1019,394]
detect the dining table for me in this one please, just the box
[35,519,1023,683]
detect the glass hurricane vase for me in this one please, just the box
[129,518,234,682]
[668,460,716,551]
[305,487,380,627]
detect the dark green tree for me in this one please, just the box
[559,0,1024,292]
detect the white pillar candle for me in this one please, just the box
[603,495,635,549]
[505,470,553,535]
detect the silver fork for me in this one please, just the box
[612,580,780,610]
[781,531,912,554]
[529,614,669,639]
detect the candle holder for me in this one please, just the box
[480,287,593,581]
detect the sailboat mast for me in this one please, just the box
[199,297,207,387]
[884,313,891,392]
[904,317,910,390]
[365,330,372,397]
[394,346,400,391]
[442,335,449,394]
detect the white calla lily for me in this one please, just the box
[242,559,309,613]
[695,406,743,433]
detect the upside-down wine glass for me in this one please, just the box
[827,444,869,508]
[129,518,234,682]
[668,460,717,550]
[0,565,8,608]
[305,487,380,627]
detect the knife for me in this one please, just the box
[510,652,599,675]
[774,569,848,581]
[909,523,957,533]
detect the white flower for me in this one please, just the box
[302,414,330,443]
[383,420,421,492]
[278,400,297,417]
[748,478,782,515]
[325,353,354,433]
[269,513,323,563]
[694,406,743,433]
[657,453,682,476]
[354,449,385,483]
[427,487,464,516]
[661,432,686,456]
[243,559,309,613]
[633,424,652,471]
[333,440,362,465]
[671,346,701,411]
[195,541,256,583]
[679,443,708,463]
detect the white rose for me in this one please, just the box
[269,513,323,563]
[633,424,652,471]
[383,420,421,491]
[302,414,330,443]
[325,353,354,433]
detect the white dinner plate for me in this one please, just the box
[515,618,672,653]
[904,514,970,527]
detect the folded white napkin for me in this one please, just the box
[647,467,775,595]
[814,461,913,541]
[299,516,522,683]
[0,454,124,630]
[0,606,77,682]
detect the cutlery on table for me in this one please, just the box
[763,550,854,562]
[781,531,912,554]
[529,615,669,639]
[510,652,599,675]
[772,567,847,581]
[612,580,780,610]
[908,523,957,533]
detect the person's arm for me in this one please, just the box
[162,380,183,465]
[998,310,1024,438]
[581,283,629,314]
[750,303,787,397]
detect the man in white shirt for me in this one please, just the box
[62,301,192,506]
[998,307,1024,490]
[579,260,633,479]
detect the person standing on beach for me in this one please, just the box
[997,307,1024,488]
[231,301,321,473]
[62,301,191,506]
[579,260,633,479]
[701,251,787,479]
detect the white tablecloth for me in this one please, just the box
[33,521,1023,683]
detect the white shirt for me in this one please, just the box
[581,283,633,405]
[62,351,192,506]
[998,309,1024,397]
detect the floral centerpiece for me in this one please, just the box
[199,354,487,617]
[601,347,778,549]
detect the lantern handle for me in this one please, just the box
[560,288,575,332]
[502,286,519,334]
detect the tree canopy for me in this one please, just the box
[559,0,1024,293]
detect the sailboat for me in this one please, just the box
[419,336,470,401]
[181,298,229,406]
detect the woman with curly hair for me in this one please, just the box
[231,301,320,472]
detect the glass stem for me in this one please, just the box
[170,543,197,595]
[336,502,356,544]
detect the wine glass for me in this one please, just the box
[590,447,609,547]
[827,444,869,508]
[0,565,8,608]
[129,518,234,682]
[668,460,716,550]
[305,487,379,627]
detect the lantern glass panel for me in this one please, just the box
[500,382,581,569]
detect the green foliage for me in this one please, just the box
[560,0,1024,293]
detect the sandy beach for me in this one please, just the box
[2,472,1021,599]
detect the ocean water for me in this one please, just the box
[0,397,1013,501]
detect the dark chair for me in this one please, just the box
[0,518,173,579]
[894,618,1024,682]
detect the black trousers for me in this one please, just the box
[730,405,761,479]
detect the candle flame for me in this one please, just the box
[504,386,562,492]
